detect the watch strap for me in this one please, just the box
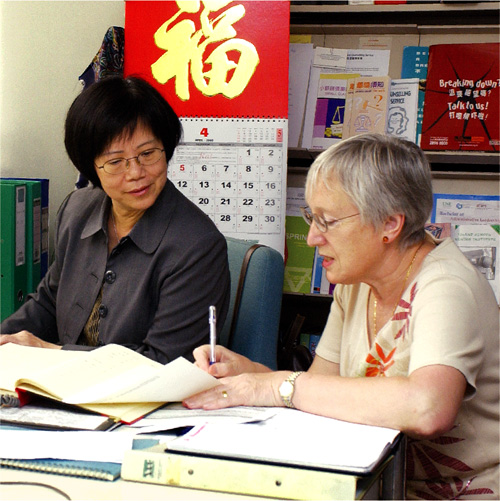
[280,371,304,408]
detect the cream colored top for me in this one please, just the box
[316,236,499,499]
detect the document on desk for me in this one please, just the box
[168,407,400,473]
[0,343,218,424]
[128,403,278,433]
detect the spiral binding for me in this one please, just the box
[0,458,120,481]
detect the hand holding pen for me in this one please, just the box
[209,305,217,365]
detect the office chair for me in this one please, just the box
[219,237,284,370]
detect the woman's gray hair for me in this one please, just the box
[305,133,433,249]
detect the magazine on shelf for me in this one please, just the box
[420,43,499,152]
[345,75,391,138]
[387,78,419,143]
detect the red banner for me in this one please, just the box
[125,1,289,118]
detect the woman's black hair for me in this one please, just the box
[64,76,182,188]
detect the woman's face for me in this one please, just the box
[306,179,381,285]
[94,123,167,217]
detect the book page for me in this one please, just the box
[63,356,218,404]
[13,344,162,401]
[12,344,217,405]
[0,344,84,394]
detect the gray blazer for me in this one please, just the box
[1,180,230,363]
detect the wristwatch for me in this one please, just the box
[279,371,304,408]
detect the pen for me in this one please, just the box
[209,305,217,365]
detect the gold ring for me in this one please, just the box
[222,390,228,398]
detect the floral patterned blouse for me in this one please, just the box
[316,236,499,499]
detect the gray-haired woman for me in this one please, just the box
[184,133,499,499]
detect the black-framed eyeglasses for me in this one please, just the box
[300,206,360,233]
[96,148,165,175]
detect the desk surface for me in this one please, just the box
[0,469,261,501]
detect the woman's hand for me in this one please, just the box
[0,331,61,349]
[193,344,272,378]
[183,371,291,410]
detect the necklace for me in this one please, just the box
[372,241,424,337]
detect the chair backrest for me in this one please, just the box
[220,237,284,370]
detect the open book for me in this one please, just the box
[0,343,218,424]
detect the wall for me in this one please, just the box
[0,1,125,254]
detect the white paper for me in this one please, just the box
[168,407,400,472]
[312,47,348,69]
[452,224,500,304]
[288,43,314,148]
[286,186,306,217]
[64,356,218,404]
[0,429,133,463]
[129,403,277,433]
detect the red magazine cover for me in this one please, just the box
[421,43,499,152]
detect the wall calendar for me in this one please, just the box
[169,118,287,254]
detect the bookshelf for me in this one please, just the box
[279,2,500,365]
[288,1,500,180]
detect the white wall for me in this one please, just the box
[0,1,125,251]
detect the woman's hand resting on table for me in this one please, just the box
[0,331,61,349]
[183,370,292,410]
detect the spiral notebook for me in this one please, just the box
[0,458,121,481]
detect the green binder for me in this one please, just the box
[0,181,28,321]
[1,179,42,294]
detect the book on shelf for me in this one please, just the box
[387,78,419,143]
[420,42,499,152]
[431,193,500,227]
[401,46,428,80]
[342,78,356,140]
[344,75,392,138]
[301,47,390,149]
[284,187,315,294]
[429,193,499,305]
[400,46,429,146]
[288,42,314,148]
[0,181,28,322]
[1,179,42,295]
[300,333,322,358]
[452,224,500,305]
[2,178,49,277]
[424,222,452,240]
[0,343,218,424]
[303,72,360,150]
[310,247,335,295]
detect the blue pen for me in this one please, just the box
[209,306,217,365]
